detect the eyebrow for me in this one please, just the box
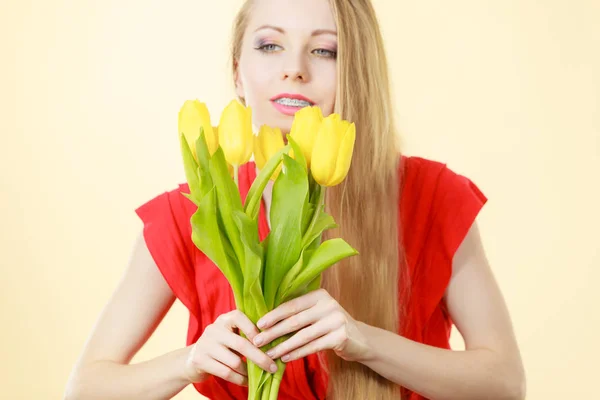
[253,25,337,37]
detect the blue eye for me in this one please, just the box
[313,48,337,58]
[255,43,337,59]
[256,43,282,52]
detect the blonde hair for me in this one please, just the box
[231,1,409,398]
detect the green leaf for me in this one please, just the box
[260,234,270,293]
[194,129,211,171]
[274,248,316,306]
[180,191,199,207]
[179,132,202,204]
[274,251,304,306]
[279,238,358,303]
[190,187,244,308]
[286,134,307,172]
[194,130,214,197]
[308,173,319,204]
[233,210,268,323]
[263,154,309,309]
[301,209,338,249]
[301,203,317,237]
[244,144,291,220]
[197,165,213,199]
[305,274,322,292]
[209,147,246,270]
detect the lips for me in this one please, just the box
[270,93,315,104]
[270,93,315,116]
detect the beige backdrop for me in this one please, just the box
[1,0,598,399]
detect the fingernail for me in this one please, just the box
[253,335,263,346]
[266,350,275,358]
[281,355,290,362]
[270,363,278,373]
[257,320,266,329]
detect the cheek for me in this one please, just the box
[314,63,337,115]
[324,82,336,115]
[240,54,277,103]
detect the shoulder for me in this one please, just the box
[134,183,198,266]
[400,155,487,217]
[134,183,201,320]
[399,154,488,267]
[400,155,480,190]
[135,183,195,234]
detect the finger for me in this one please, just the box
[207,344,248,377]
[257,291,320,329]
[279,330,337,363]
[219,310,261,341]
[231,348,245,359]
[219,330,278,374]
[266,318,330,360]
[253,307,323,347]
[203,357,248,387]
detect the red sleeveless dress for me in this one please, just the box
[135,155,487,400]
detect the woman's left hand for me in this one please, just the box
[251,289,372,363]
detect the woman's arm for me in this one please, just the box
[358,221,526,400]
[64,231,193,400]
[236,220,525,400]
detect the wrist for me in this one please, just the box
[354,321,378,363]
[180,344,205,384]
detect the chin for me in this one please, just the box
[274,120,292,136]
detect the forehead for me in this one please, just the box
[247,0,337,34]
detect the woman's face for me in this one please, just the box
[235,0,338,135]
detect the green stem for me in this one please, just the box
[261,377,271,400]
[268,360,286,400]
[258,333,291,399]
[301,185,325,248]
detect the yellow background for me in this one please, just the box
[1,1,598,398]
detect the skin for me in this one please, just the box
[64,0,526,399]
[235,0,338,136]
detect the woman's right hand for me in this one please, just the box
[183,310,278,387]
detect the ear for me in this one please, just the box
[234,60,245,99]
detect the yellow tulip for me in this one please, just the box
[218,100,254,166]
[310,113,356,187]
[289,106,323,167]
[178,100,218,160]
[254,125,285,180]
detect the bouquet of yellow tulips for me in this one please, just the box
[178,99,358,400]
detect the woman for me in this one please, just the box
[65,0,526,399]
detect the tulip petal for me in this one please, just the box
[219,100,253,165]
[253,134,267,169]
[195,103,217,155]
[311,116,342,186]
[241,106,254,163]
[329,123,356,186]
[255,125,285,180]
[290,106,323,167]
[265,127,284,159]
[178,100,218,159]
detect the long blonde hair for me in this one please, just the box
[231,1,409,398]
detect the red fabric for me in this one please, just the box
[135,155,487,400]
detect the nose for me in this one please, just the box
[281,52,310,82]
